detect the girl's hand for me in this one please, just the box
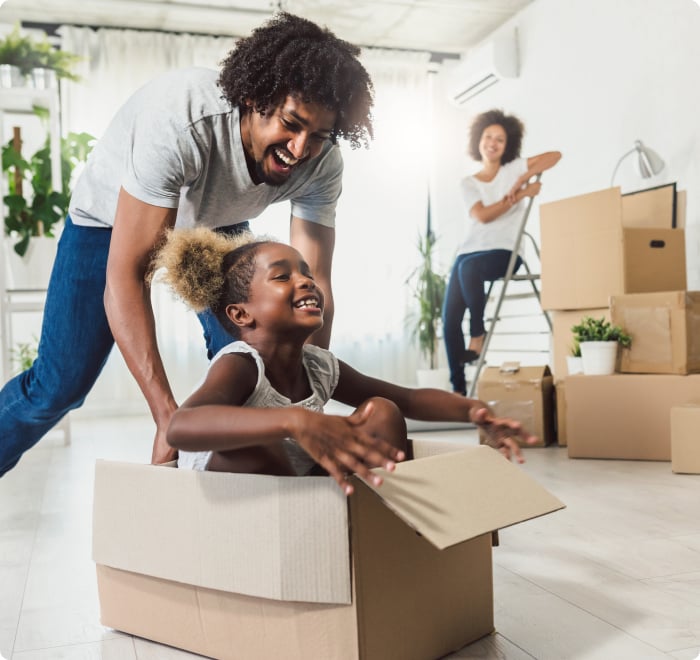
[291,405,406,496]
[468,405,538,464]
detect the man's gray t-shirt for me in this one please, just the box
[69,67,343,230]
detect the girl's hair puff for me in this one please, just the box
[154,227,255,312]
[154,227,274,339]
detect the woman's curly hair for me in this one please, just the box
[218,12,374,149]
[154,227,272,339]
[468,109,524,164]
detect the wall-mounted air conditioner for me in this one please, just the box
[447,28,519,107]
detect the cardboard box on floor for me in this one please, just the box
[476,364,555,447]
[611,291,700,375]
[551,308,610,378]
[540,186,686,311]
[671,404,700,474]
[565,374,700,460]
[554,379,567,447]
[93,441,564,660]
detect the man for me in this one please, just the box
[0,12,374,475]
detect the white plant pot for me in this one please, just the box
[29,67,57,89]
[4,236,58,290]
[580,341,618,375]
[566,355,584,375]
[0,64,25,88]
[416,367,451,391]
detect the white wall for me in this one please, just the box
[431,0,700,288]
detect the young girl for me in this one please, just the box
[157,228,537,496]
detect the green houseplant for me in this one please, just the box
[406,230,447,370]
[0,24,81,81]
[571,316,631,375]
[2,112,95,256]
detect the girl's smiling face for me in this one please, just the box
[230,243,324,338]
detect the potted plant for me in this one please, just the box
[571,316,631,375]
[566,341,583,375]
[406,230,448,386]
[2,112,95,257]
[0,24,81,87]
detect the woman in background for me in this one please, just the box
[442,109,561,395]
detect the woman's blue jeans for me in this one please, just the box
[441,249,521,394]
[0,217,245,476]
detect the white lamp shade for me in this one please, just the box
[634,140,665,178]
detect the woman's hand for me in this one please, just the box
[291,404,406,495]
[468,404,538,463]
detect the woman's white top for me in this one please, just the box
[456,157,528,256]
[177,341,339,474]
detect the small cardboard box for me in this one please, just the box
[565,374,700,460]
[670,404,700,474]
[540,186,686,311]
[551,308,610,378]
[611,291,700,374]
[476,364,555,446]
[93,444,564,660]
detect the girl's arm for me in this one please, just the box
[332,361,536,462]
[167,353,402,493]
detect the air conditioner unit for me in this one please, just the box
[447,29,519,107]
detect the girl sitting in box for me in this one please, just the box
[156,228,536,495]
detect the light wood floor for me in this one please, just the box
[1,415,699,660]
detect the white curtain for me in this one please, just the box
[58,27,432,414]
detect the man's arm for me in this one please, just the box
[104,187,178,463]
[290,215,335,348]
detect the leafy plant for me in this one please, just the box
[406,230,447,369]
[10,336,38,374]
[570,341,582,357]
[571,316,631,348]
[0,24,81,80]
[2,114,95,256]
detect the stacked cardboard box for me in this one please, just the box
[93,442,564,660]
[539,184,695,458]
[476,364,555,447]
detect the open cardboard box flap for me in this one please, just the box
[362,445,564,550]
[93,446,564,606]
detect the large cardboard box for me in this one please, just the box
[670,404,700,474]
[540,187,686,311]
[476,364,555,446]
[551,308,610,378]
[93,444,564,660]
[611,291,700,375]
[565,374,700,460]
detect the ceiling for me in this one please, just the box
[0,0,534,56]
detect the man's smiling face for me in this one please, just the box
[240,95,337,186]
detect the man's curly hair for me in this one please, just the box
[218,12,373,149]
[468,109,524,164]
[154,227,273,339]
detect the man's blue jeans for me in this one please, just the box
[441,249,521,394]
[0,217,242,476]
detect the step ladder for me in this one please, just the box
[467,175,552,398]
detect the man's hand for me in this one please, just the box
[469,405,538,464]
[151,427,178,464]
[291,404,405,496]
